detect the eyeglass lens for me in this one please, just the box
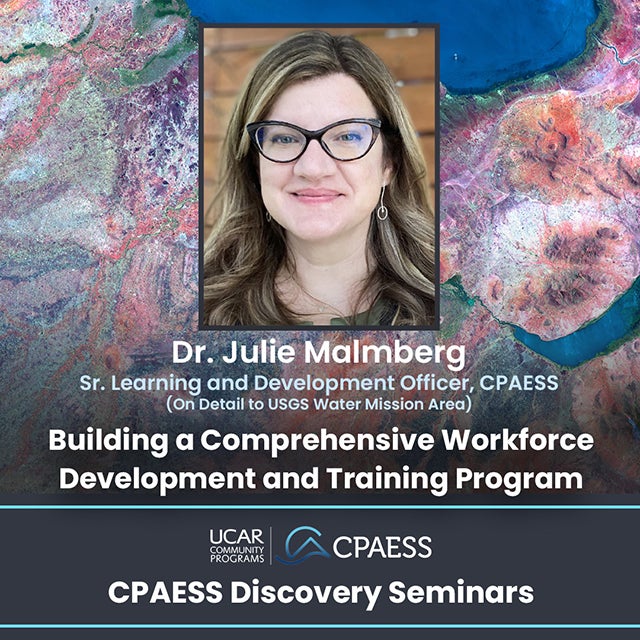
[254,121,376,162]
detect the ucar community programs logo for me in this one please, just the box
[275,526,331,565]
[209,527,265,564]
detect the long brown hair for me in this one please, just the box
[203,30,435,325]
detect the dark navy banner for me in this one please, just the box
[0,506,638,638]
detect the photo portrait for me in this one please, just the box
[201,27,438,328]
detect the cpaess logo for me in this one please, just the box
[275,526,331,565]
[274,526,433,566]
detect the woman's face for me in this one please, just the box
[258,73,391,250]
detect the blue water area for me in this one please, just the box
[513,277,640,367]
[186,0,598,93]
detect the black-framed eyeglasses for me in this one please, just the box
[246,118,382,163]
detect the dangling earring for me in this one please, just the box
[265,211,272,222]
[376,185,388,221]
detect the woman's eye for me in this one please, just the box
[270,134,299,145]
[330,130,364,145]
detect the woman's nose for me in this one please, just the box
[292,139,337,178]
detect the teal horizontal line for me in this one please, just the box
[0,624,639,629]
[0,504,639,510]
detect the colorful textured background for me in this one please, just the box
[1,0,639,496]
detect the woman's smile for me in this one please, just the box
[290,188,343,204]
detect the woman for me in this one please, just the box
[202,30,436,326]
